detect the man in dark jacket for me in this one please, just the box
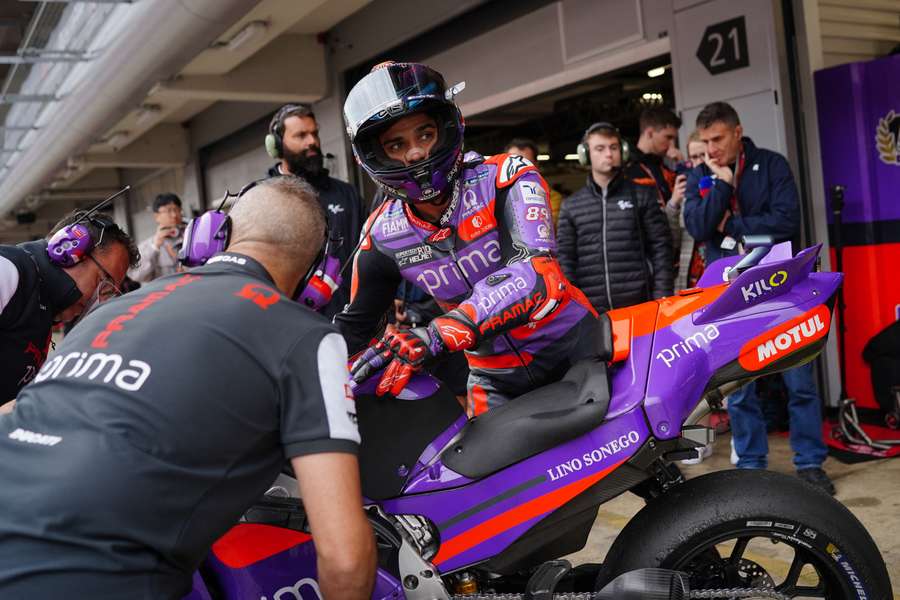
[625,107,686,270]
[683,101,834,495]
[266,103,363,319]
[683,103,800,263]
[0,211,139,404]
[557,122,673,313]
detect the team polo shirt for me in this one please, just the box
[0,253,359,599]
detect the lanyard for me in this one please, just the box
[730,149,746,215]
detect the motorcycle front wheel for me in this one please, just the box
[596,469,892,599]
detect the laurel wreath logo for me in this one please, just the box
[875,110,898,166]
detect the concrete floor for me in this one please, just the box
[567,432,900,598]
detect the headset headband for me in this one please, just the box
[582,122,621,143]
[270,104,312,137]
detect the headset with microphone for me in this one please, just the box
[576,121,630,167]
[46,186,131,267]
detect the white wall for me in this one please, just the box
[670,0,789,156]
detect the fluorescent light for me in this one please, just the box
[564,153,579,161]
[106,131,130,149]
[226,21,268,52]
[135,104,162,127]
[647,66,666,78]
[536,154,550,161]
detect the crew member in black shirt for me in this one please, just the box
[0,211,137,405]
[0,177,375,600]
[266,103,363,319]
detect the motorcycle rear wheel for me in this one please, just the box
[596,469,892,599]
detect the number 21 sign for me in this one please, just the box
[696,16,750,76]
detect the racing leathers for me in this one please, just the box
[335,152,598,416]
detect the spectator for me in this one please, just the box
[679,131,710,289]
[683,101,834,495]
[266,103,363,319]
[504,138,564,228]
[0,210,138,405]
[130,193,185,283]
[626,107,685,267]
[557,122,673,313]
[0,177,375,599]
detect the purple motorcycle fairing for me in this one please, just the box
[644,245,842,439]
[384,407,650,573]
[199,535,402,599]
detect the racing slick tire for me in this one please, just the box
[596,469,892,599]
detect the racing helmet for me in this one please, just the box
[344,62,464,203]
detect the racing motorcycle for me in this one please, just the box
[185,239,892,599]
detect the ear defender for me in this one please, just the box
[47,224,95,267]
[178,211,231,267]
[265,132,281,159]
[576,122,629,167]
[577,142,590,167]
[266,103,309,160]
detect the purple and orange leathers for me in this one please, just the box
[188,241,842,599]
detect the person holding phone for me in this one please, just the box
[130,193,185,283]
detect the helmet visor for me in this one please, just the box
[344,63,448,139]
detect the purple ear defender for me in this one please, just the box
[179,210,230,267]
[296,254,342,310]
[47,223,94,267]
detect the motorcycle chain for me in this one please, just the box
[690,589,789,599]
[449,589,789,600]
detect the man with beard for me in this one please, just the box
[266,104,363,318]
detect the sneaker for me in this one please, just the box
[681,443,714,465]
[797,468,836,496]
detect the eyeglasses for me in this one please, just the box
[156,205,182,215]
[87,254,123,301]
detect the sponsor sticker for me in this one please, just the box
[464,170,490,187]
[427,227,453,244]
[396,245,433,267]
[655,325,720,368]
[8,428,62,447]
[546,431,641,482]
[381,218,410,238]
[876,109,899,166]
[499,154,532,184]
[738,304,831,371]
[741,269,788,303]
[520,181,547,205]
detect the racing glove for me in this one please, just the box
[350,309,479,396]
[529,256,567,322]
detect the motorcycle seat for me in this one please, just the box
[443,353,611,479]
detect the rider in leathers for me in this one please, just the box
[337,62,599,417]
